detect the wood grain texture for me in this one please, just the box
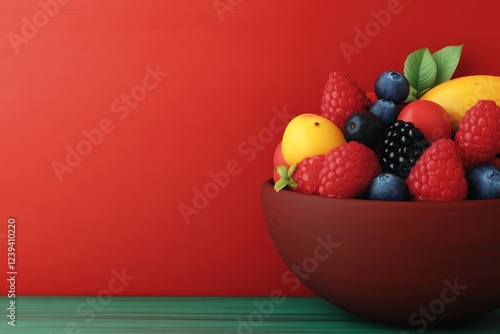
[0,296,498,333]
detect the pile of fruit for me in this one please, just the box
[273,45,500,201]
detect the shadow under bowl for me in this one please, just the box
[261,179,500,325]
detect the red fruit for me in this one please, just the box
[320,71,371,129]
[273,142,288,183]
[318,141,381,198]
[274,155,325,194]
[365,91,377,103]
[486,155,500,168]
[397,100,452,143]
[406,139,467,201]
[291,155,326,194]
[455,100,500,169]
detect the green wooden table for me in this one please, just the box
[0,296,498,333]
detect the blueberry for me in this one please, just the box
[343,111,384,151]
[374,71,410,105]
[368,99,401,129]
[466,164,500,200]
[367,173,410,201]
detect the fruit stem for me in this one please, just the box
[273,164,297,192]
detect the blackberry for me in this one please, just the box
[379,120,429,178]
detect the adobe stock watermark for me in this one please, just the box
[340,0,412,64]
[7,0,71,54]
[400,277,468,334]
[48,267,135,334]
[51,64,169,182]
[225,234,341,334]
[213,0,243,21]
[178,106,294,225]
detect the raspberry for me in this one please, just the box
[406,139,467,201]
[320,71,371,129]
[378,120,430,179]
[319,141,381,198]
[274,155,325,194]
[291,155,325,194]
[455,100,500,169]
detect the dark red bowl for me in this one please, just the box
[261,179,500,325]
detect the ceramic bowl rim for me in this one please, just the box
[262,178,500,209]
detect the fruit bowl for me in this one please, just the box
[261,179,500,326]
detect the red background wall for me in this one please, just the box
[1,0,499,296]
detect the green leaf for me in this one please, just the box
[287,164,297,178]
[273,164,297,192]
[404,47,437,98]
[420,87,431,96]
[432,44,463,86]
[404,86,417,103]
[276,165,288,178]
[274,179,289,192]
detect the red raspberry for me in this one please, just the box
[406,139,467,201]
[320,71,371,129]
[274,155,325,194]
[291,155,325,194]
[318,141,381,198]
[455,100,500,169]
